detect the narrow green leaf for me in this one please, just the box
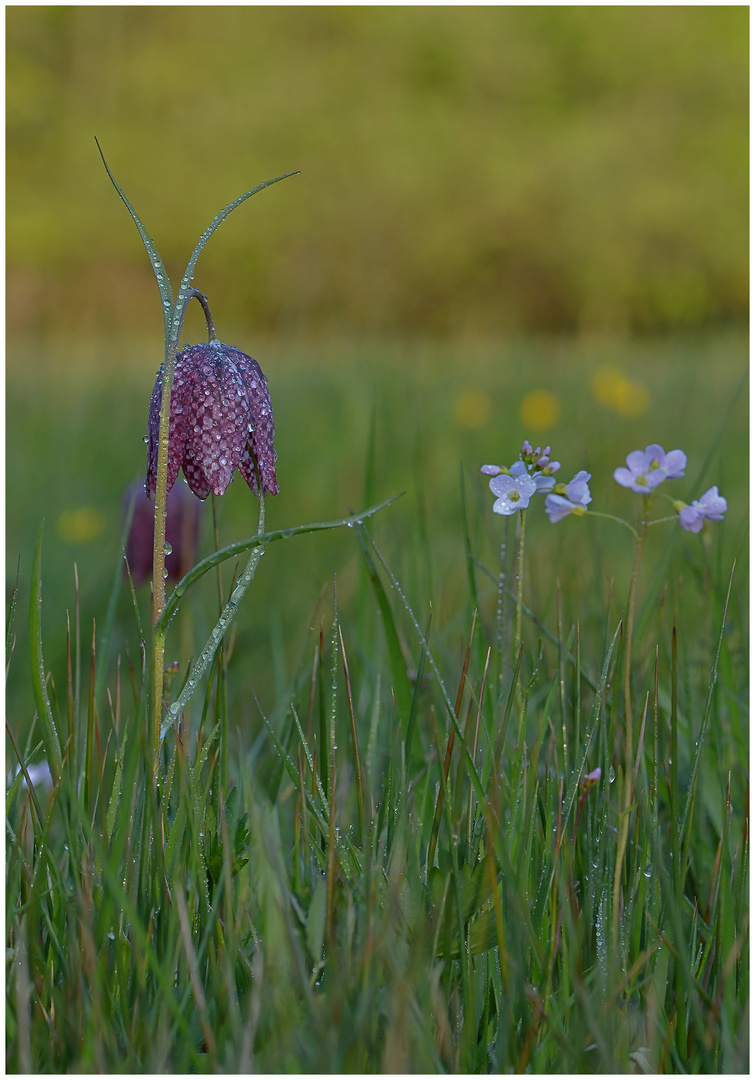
[172,171,299,344]
[6,555,20,671]
[96,138,174,338]
[29,523,62,785]
[105,730,127,843]
[157,494,401,634]
[561,621,621,830]
[679,562,735,874]
[355,527,413,725]
[94,482,136,710]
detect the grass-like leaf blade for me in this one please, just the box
[95,138,174,339]
[29,523,62,785]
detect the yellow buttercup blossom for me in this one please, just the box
[591,365,649,418]
[56,507,106,544]
[519,390,560,432]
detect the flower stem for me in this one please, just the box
[151,335,178,785]
[161,495,266,733]
[496,529,507,685]
[584,510,640,541]
[515,508,526,661]
[611,513,648,947]
[150,287,219,785]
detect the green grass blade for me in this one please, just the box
[561,621,621,829]
[355,526,413,726]
[29,522,62,786]
[94,482,136,711]
[679,561,735,875]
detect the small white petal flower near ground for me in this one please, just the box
[489,472,538,515]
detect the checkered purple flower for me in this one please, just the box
[146,340,278,500]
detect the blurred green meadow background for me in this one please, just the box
[6,6,748,740]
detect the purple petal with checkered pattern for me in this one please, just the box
[146,340,278,500]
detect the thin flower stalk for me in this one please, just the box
[99,143,297,787]
[151,287,211,779]
[163,494,266,736]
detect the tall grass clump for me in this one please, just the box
[6,157,748,1072]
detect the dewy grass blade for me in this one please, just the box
[6,555,20,671]
[340,624,365,846]
[360,524,491,815]
[561,621,620,829]
[355,525,413,726]
[94,483,136,711]
[29,523,62,786]
[679,561,735,875]
[95,139,174,339]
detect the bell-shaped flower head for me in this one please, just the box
[146,340,278,501]
[677,486,728,533]
[614,444,686,494]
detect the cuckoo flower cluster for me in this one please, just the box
[482,440,727,534]
[482,441,592,522]
[613,444,726,533]
[481,441,563,515]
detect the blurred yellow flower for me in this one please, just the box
[454,388,492,430]
[56,507,106,544]
[519,390,560,432]
[591,365,649,418]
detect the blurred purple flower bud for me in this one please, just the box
[146,340,278,501]
[580,766,601,791]
[124,480,202,587]
[480,464,502,476]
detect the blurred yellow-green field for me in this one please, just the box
[6,7,748,733]
[7,6,748,340]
